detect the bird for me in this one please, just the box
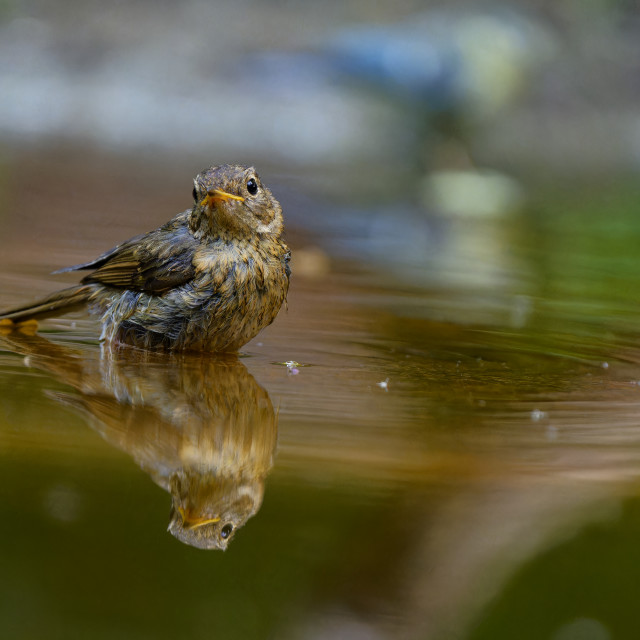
[0,164,291,351]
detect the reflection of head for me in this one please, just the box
[167,472,264,550]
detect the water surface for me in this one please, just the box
[2,151,640,639]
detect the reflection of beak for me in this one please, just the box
[202,189,244,208]
[178,506,221,530]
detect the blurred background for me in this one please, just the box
[2,0,640,309]
[2,1,640,639]
[3,0,639,176]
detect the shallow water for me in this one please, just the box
[2,150,640,639]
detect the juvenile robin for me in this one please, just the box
[0,164,291,351]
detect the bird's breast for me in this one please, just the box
[191,241,289,322]
[193,241,286,290]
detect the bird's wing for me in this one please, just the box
[53,237,145,274]
[61,214,198,294]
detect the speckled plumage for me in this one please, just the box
[0,165,290,351]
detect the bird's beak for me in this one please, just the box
[178,506,221,530]
[202,189,244,208]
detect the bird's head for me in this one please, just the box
[167,471,265,550]
[189,164,283,241]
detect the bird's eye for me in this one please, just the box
[246,178,258,196]
[192,186,198,203]
[220,523,233,539]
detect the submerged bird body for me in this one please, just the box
[0,165,290,351]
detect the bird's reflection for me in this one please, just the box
[0,327,277,550]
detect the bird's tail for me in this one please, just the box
[0,285,94,325]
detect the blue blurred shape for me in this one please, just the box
[328,25,462,111]
[325,8,551,119]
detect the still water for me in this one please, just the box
[2,151,640,639]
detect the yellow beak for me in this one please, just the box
[178,506,221,530]
[202,189,245,208]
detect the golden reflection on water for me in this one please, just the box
[0,329,277,550]
[4,151,640,637]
